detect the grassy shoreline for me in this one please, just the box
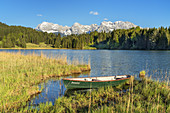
[26,78,169,113]
[0,52,90,112]
[0,48,70,50]
[0,42,97,50]
[0,47,97,50]
[1,51,169,112]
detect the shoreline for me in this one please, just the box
[0,51,91,111]
[0,48,97,50]
[0,48,170,51]
[27,78,170,112]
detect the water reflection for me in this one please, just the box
[29,71,90,105]
[64,89,93,97]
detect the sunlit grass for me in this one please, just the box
[26,42,53,48]
[83,46,97,50]
[25,77,169,113]
[0,51,90,112]
[1,51,169,112]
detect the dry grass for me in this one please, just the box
[0,51,90,112]
[24,77,169,113]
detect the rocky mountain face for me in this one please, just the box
[35,21,139,35]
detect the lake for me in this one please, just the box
[0,49,169,105]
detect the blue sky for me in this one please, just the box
[0,0,170,28]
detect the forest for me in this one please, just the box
[0,22,170,50]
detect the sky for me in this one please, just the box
[0,0,170,28]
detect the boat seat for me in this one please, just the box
[92,79,101,81]
[84,78,92,81]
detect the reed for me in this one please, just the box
[1,52,169,112]
[24,76,169,113]
[0,51,90,112]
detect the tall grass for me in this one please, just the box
[1,51,169,112]
[0,51,90,112]
[23,77,169,113]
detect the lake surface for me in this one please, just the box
[0,49,170,105]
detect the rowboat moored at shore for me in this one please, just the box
[63,75,132,89]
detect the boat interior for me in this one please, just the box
[68,75,129,81]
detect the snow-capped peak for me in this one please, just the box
[73,22,81,26]
[114,21,123,24]
[35,21,140,35]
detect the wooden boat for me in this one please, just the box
[63,75,132,89]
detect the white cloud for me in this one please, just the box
[89,11,93,14]
[89,11,99,15]
[93,12,99,15]
[104,18,108,20]
[37,14,43,17]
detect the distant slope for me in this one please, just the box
[0,22,169,50]
[0,22,56,48]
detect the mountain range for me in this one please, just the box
[35,21,140,36]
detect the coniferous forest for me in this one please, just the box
[0,22,170,50]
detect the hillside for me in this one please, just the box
[0,22,55,48]
[0,22,170,50]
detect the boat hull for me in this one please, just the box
[63,77,130,89]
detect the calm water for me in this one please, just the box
[0,49,170,105]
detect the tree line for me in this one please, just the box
[0,22,170,50]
